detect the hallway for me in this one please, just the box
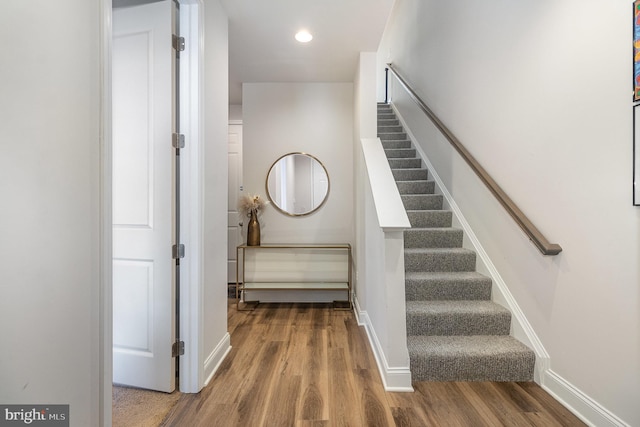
[160,300,585,426]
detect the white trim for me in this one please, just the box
[203,333,232,386]
[100,1,113,425]
[390,103,551,378]
[177,0,204,393]
[360,137,411,230]
[542,370,631,427]
[353,296,413,392]
[353,292,364,326]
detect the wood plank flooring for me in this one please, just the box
[161,301,586,426]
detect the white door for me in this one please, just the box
[112,0,176,393]
[227,123,243,283]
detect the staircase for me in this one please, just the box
[377,103,535,382]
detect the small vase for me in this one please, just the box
[247,210,260,246]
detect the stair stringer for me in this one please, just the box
[389,103,551,383]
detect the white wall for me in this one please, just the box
[0,2,230,424]
[379,1,638,425]
[202,0,231,384]
[229,104,242,122]
[240,83,354,302]
[0,1,102,426]
[242,83,354,244]
[355,53,378,141]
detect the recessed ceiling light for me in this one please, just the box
[295,30,313,43]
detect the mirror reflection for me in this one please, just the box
[266,153,329,216]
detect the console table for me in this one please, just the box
[235,243,352,310]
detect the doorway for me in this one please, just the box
[227,122,243,286]
[103,0,207,423]
[110,0,200,392]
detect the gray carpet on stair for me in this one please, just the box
[404,227,463,248]
[401,194,443,210]
[404,272,492,301]
[404,247,477,272]
[407,335,535,382]
[406,300,511,336]
[392,169,428,181]
[407,210,453,228]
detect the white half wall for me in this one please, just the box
[379,1,638,425]
[355,137,413,391]
[0,1,102,425]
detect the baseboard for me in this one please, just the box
[353,294,365,326]
[203,332,231,387]
[353,296,413,392]
[542,370,631,427]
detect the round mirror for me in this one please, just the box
[266,153,330,216]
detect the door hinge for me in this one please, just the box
[172,133,185,149]
[172,35,185,52]
[172,244,185,259]
[172,340,185,357]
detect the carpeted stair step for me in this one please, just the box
[404,227,463,248]
[379,132,407,141]
[382,140,412,149]
[378,124,404,133]
[404,247,476,272]
[404,271,492,301]
[377,112,396,120]
[377,117,396,123]
[401,194,443,210]
[385,148,417,158]
[407,210,453,228]
[396,180,435,195]
[378,118,399,126]
[392,168,429,181]
[389,158,422,169]
[377,106,395,118]
[407,335,535,382]
[381,137,410,145]
[406,301,511,336]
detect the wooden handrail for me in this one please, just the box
[387,63,562,255]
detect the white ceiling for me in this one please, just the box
[220,0,395,104]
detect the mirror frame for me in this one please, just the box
[265,152,330,217]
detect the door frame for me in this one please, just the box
[227,121,243,284]
[100,0,204,424]
[175,0,204,394]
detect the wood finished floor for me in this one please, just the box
[162,300,586,427]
